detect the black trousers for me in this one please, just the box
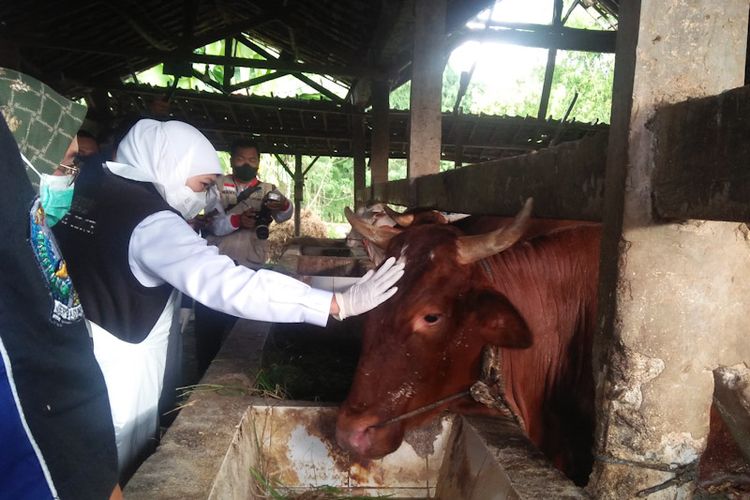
[193,302,238,376]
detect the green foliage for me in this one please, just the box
[390,49,613,124]
[514,51,614,123]
[387,159,407,181]
[249,467,385,500]
[389,81,410,110]
[389,65,478,113]
[548,51,614,123]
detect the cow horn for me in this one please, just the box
[456,198,533,264]
[382,205,415,227]
[345,207,401,249]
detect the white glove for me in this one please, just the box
[334,256,404,320]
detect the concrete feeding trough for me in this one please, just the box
[125,317,586,499]
[277,238,373,277]
[216,405,453,498]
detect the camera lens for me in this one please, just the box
[255,224,270,240]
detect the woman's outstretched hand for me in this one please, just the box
[331,256,404,320]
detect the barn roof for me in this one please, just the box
[1,0,618,159]
[104,83,606,160]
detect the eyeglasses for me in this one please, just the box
[57,156,81,186]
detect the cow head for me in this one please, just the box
[336,200,534,459]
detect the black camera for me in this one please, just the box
[254,192,281,240]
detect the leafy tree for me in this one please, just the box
[390,64,478,112]
[515,51,614,123]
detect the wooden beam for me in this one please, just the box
[104,84,349,113]
[191,68,227,94]
[652,85,750,222]
[538,0,563,120]
[373,131,607,218]
[303,156,320,177]
[234,35,279,62]
[194,121,351,142]
[290,72,345,103]
[273,154,294,178]
[537,49,557,120]
[228,71,290,92]
[408,0,446,178]
[371,179,411,207]
[191,53,375,78]
[351,109,367,209]
[452,24,617,53]
[235,35,348,102]
[294,154,303,237]
[7,36,374,78]
[370,79,390,185]
[223,37,233,91]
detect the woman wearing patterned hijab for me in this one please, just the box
[0,68,119,500]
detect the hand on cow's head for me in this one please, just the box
[460,289,532,349]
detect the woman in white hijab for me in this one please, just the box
[52,119,403,479]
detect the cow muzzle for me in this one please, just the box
[335,411,404,459]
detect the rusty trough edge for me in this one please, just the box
[436,415,587,500]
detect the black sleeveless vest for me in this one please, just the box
[53,167,177,343]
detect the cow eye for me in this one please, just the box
[424,314,442,324]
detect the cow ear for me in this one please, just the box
[463,291,532,348]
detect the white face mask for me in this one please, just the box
[205,185,219,212]
[165,185,208,220]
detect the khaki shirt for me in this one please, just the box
[206,175,289,266]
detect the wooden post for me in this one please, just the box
[294,153,303,237]
[537,0,563,120]
[590,1,750,497]
[537,49,557,120]
[407,0,446,179]
[453,113,464,169]
[370,79,390,186]
[351,108,366,210]
[223,37,233,92]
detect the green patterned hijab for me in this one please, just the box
[0,68,86,185]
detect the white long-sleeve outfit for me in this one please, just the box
[80,119,334,477]
[91,212,332,476]
[130,211,332,325]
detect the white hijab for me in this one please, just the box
[107,119,222,218]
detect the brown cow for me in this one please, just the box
[336,200,600,485]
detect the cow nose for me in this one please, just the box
[336,411,405,459]
[337,426,373,457]
[335,413,379,457]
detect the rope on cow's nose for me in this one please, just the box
[371,390,472,428]
[470,345,526,430]
[371,345,524,429]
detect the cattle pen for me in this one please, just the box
[5,0,750,498]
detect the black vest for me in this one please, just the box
[53,168,176,343]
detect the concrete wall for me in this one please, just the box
[591,1,750,497]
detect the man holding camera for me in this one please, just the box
[204,139,293,267]
[194,139,293,374]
